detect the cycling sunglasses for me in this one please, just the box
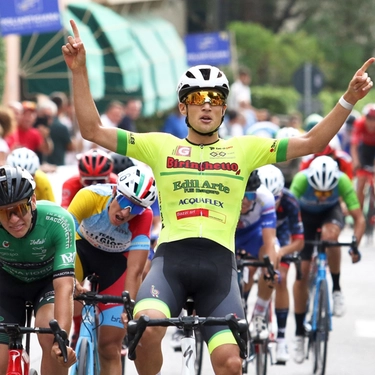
[244,191,256,201]
[184,91,226,106]
[0,199,31,221]
[314,190,332,198]
[116,194,146,215]
[81,177,109,187]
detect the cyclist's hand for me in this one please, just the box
[52,342,77,367]
[74,279,89,296]
[121,312,129,330]
[349,247,362,263]
[62,19,86,71]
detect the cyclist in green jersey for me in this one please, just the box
[0,166,77,374]
[62,19,373,375]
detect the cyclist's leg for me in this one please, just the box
[132,243,185,375]
[275,261,290,361]
[34,279,72,375]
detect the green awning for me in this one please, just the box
[20,2,187,117]
[21,10,105,100]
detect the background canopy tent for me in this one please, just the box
[20,2,187,116]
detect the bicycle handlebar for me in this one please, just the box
[0,320,69,363]
[305,235,359,256]
[127,313,248,361]
[74,290,135,321]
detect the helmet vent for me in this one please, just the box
[200,68,211,80]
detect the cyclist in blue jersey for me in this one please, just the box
[258,164,304,363]
[235,170,279,340]
[290,155,365,364]
[63,21,374,374]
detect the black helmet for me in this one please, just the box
[110,153,135,175]
[0,165,36,206]
[246,170,261,192]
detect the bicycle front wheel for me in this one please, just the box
[255,341,268,375]
[312,279,329,375]
[194,330,204,375]
[77,338,90,375]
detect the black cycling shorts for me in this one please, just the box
[134,238,245,351]
[299,203,345,261]
[0,269,54,344]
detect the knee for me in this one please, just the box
[98,341,120,361]
[221,355,243,375]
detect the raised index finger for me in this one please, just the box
[356,57,375,75]
[69,19,80,39]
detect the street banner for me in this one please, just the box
[185,31,231,66]
[0,0,62,36]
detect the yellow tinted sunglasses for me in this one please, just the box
[184,91,226,106]
[314,190,332,198]
[0,199,31,221]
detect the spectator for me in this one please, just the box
[161,106,188,138]
[0,106,16,164]
[40,98,75,166]
[5,101,53,159]
[227,66,252,111]
[118,99,142,132]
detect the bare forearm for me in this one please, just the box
[53,278,74,334]
[71,67,101,142]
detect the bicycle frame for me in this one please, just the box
[69,303,100,375]
[310,252,332,333]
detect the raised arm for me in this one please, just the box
[62,19,118,151]
[287,58,375,160]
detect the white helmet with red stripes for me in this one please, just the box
[117,165,157,208]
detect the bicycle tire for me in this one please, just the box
[312,279,329,375]
[77,338,90,375]
[194,329,204,375]
[29,369,38,375]
[255,341,268,375]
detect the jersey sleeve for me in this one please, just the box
[67,188,100,230]
[290,172,309,198]
[34,170,55,202]
[338,174,361,211]
[49,207,76,278]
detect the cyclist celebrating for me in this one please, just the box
[0,166,76,374]
[62,20,373,375]
[67,165,156,375]
[257,164,304,363]
[290,155,365,363]
[235,170,278,339]
[61,148,117,208]
[7,147,56,202]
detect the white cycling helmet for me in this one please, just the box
[276,126,301,139]
[308,156,339,191]
[7,147,40,176]
[177,65,230,102]
[257,164,285,196]
[117,165,157,208]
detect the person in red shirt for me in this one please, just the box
[5,101,53,156]
[61,149,117,209]
[350,104,375,208]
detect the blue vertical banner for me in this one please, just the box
[0,0,62,36]
[185,32,231,67]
